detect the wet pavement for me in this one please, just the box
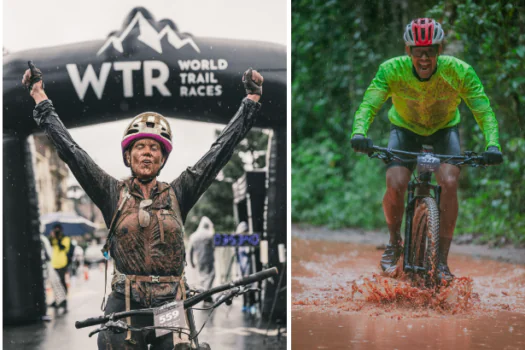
[3,263,286,350]
[291,233,525,350]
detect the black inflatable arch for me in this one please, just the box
[3,7,286,323]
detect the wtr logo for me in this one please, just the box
[66,7,223,101]
[97,10,200,55]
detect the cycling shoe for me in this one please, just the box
[437,263,455,284]
[380,239,403,274]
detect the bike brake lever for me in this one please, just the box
[105,320,130,334]
[188,288,205,294]
[89,326,107,338]
[239,288,260,295]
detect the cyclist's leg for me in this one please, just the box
[384,166,412,242]
[97,292,149,350]
[384,126,418,243]
[381,126,418,272]
[433,126,461,277]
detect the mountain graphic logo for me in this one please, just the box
[97,11,200,56]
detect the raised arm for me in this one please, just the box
[22,62,119,226]
[171,69,263,222]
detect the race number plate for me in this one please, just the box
[153,300,186,337]
[417,154,440,172]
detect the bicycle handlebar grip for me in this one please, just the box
[234,267,278,286]
[75,316,108,329]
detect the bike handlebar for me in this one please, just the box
[75,267,278,329]
[76,315,115,329]
[368,146,487,165]
[232,267,278,287]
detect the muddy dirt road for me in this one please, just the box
[291,230,525,350]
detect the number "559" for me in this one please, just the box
[159,310,180,324]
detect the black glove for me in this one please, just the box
[482,146,503,165]
[242,67,262,96]
[27,61,45,92]
[351,134,373,153]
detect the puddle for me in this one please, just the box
[292,238,525,349]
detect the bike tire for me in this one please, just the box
[410,197,440,284]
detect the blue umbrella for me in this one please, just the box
[41,212,97,236]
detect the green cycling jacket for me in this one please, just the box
[352,55,500,150]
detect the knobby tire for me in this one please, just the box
[410,197,440,286]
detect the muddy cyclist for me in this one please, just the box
[350,18,503,283]
[23,62,264,349]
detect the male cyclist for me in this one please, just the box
[350,18,503,282]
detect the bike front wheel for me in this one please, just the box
[410,197,440,285]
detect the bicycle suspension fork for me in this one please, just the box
[403,181,416,271]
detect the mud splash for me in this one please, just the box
[295,274,478,318]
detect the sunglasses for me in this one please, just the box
[411,46,439,58]
[139,199,153,228]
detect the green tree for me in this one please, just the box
[292,0,525,243]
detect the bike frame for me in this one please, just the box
[368,146,486,276]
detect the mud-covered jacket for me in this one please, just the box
[33,98,261,303]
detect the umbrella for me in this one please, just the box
[41,212,97,236]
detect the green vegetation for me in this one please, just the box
[292,0,525,244]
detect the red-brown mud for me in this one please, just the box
[292,238,525,349]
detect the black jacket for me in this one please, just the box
[33,98,261,228]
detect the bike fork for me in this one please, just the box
[186,308,200,349]
[403,182,415,272]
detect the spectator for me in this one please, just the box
[48,224,70,311]
[189,217,216,303]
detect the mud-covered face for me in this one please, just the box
[406,45,442,80]
[127,138,165,180]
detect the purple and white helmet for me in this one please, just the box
[121,112,173,167]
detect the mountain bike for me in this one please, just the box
[76,267,278,349]
[367,145,488,285]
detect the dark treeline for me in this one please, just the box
[292,0,525,243]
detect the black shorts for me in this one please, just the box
[386,125,461,171]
